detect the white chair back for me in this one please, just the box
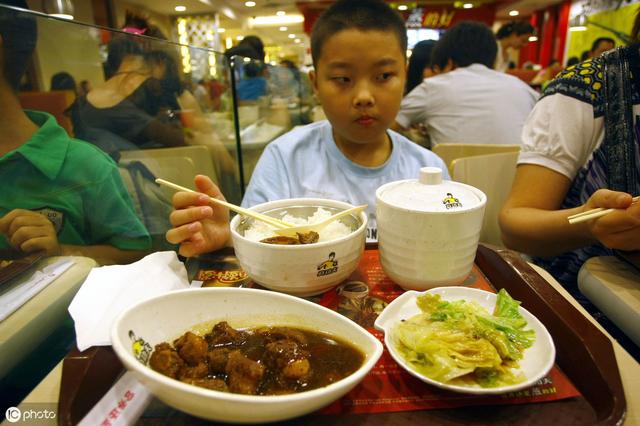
[119,146,218,199]
[432,143,520,175]
[451,151,519,247]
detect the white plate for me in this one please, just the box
[374,287,556,395]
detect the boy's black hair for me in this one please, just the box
[405,39,436,94]
[590,37,615,53]
[432,21,497,69]
[310,0,407,68]
[496,20,535,40]
[0,0,37,91]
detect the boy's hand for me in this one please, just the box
[584,189,640,251]
[0,209,62,256]
[166,175,231,257]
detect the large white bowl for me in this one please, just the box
[374,287,555,395]
[230,198,367,296]
[111,287,383,423]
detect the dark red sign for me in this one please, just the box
[297,2,496,34]
[404,5,496,29]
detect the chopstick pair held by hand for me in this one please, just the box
[155,178,294,229]
[568,195,639,224]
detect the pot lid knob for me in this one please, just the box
[419,167,442,185]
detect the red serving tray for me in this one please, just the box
[57,244,626,425]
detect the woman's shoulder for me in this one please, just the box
[85,74,158,109]
[541,57,605,115]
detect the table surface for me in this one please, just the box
[15,261,640,426]
[0,256,96,380]
[578,256,640,347]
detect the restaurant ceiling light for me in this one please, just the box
[279,26,288,31]
[174,5,186,12]
[463,3,473,9]
[528,36,538,41]
[236,35,244,40]
[245,1,256,7]
[288,34,295,39]
[249,14,304,26]
[294,38,301,43]
[217,28,225,33]
[509,10,519,16]
[276,10,286,16]
[219,6,236,20]
[43,0,74,20]
[398,5,408,10]
[569,12,588,30]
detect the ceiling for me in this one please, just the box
[122,0,564,59]
[122,0,310,51]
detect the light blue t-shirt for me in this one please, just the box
[242,120,449,241]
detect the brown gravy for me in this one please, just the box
[149,321,364,395]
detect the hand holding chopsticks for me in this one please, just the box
[156,178,294,229]
[568,195,639,224]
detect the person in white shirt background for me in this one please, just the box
[393,21,538,147]
[494,21,536,72]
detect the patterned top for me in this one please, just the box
[531,48,640,291]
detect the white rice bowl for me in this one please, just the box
[230,198,367,296]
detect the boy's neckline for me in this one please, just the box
[331,128,393,168]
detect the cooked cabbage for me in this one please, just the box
[394,289,535,388]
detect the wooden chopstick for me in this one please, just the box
[155,178,294,229]
[568,195,639,224]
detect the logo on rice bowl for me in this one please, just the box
[317,252,339,277]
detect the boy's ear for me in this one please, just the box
[308,69,319,95]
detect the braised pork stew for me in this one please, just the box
[149,321,365,395]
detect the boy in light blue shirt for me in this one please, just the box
[242,120,447,241]
[166,0,447,255]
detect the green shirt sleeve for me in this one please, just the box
[81,155,152,251]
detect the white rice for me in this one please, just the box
[243,207,353,243]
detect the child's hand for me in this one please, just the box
[166,175,231,257]
[583,189,640,251]
[0,209,62,256]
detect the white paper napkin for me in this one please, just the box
[69,251,190,351]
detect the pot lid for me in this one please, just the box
[377,167,484,212]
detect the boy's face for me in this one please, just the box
[310,29,406,148]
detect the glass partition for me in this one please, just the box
[230,56,316,188]
[0,4,245,409]
[9,6,244,253]
[0,4,321,408]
